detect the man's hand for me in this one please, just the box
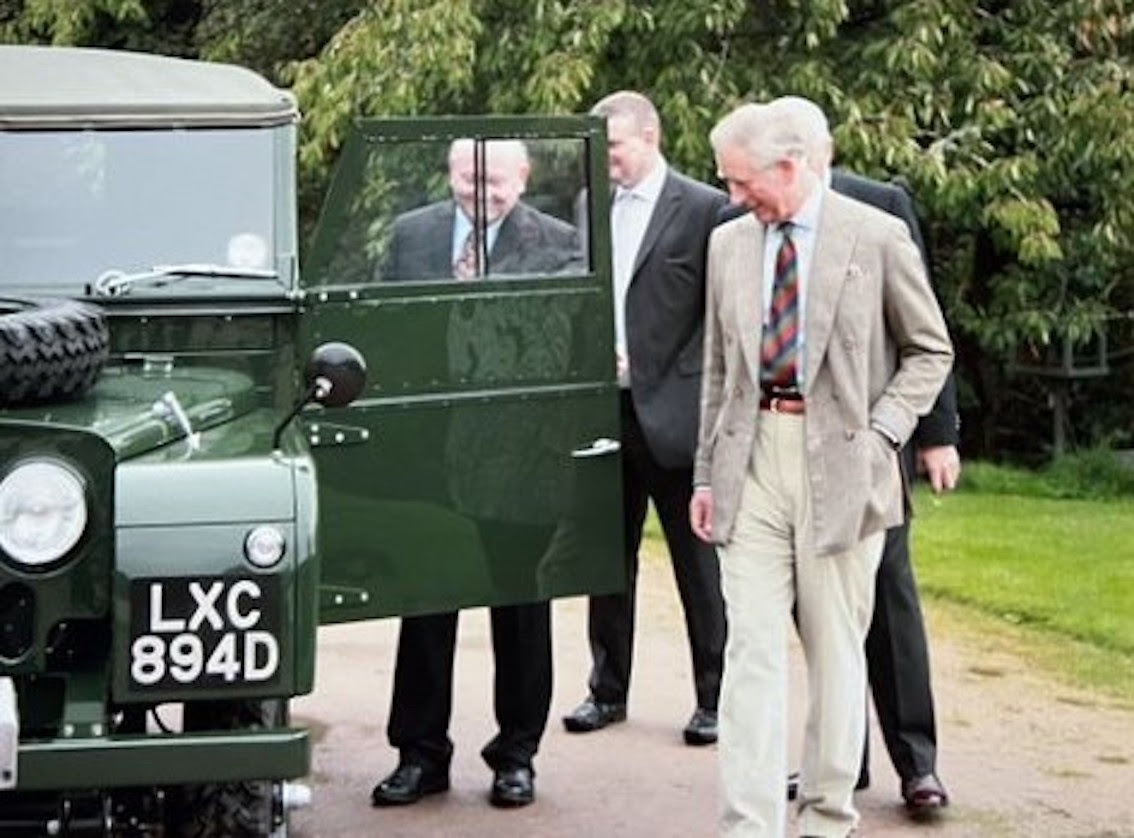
[918,445,961,494]
[690,487,715,543]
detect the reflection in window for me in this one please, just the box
[319,137,590,286]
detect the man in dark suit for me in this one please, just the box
[371,139,580,810]
[830,168,959,817]
[382,139,580,282]
[772,96,961,818]
[562,91,728,745]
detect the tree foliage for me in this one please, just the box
[2,0,1131,458]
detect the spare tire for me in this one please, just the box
[0,298,110,407]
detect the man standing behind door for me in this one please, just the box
[371,138,579,811]
[562,91,728,745]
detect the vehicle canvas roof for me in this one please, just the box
[0,45,297,130]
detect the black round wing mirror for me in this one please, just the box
[273,342,367,449]
[305,342,367,408]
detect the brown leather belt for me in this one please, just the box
[759,394,805,414]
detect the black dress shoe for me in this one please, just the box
[682,707,718,745]
[562,697,627,733]
[490,765,535,808]
[902,773,949,818]
[370,762,449,806]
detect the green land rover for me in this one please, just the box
[0,45,623,835]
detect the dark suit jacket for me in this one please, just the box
[382,199,581,282]
[623,169,727,469]
[828,170,959,460]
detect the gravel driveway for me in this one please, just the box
[291,555,1134,837]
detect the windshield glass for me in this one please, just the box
[0,127,283,294]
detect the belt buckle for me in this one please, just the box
[769,396,784,414]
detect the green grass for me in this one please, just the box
[640,466,1134,700]
[912,488,1134,654]
[911,485,1134,699]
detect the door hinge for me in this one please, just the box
[320,585,373,609]
[305,421,371,448]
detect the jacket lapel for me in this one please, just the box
[630,171,680,280]
[727,214,765,385]
[427,203,458,276]
[485,204,535,273]
[804,192,857,391]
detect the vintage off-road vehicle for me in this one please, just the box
[0,46,622,835]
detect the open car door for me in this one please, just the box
[299,115,624,622]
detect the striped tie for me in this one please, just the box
[761,223,799,390]
[453,228,480,280]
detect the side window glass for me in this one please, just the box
[317,136,591,286]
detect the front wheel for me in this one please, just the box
[164,700,288,838]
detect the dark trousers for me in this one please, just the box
[586,393,726,710]
[387,519,553,773]
[387,603,552,772]
[864,519,938,782]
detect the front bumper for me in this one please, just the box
[15,727,308,790]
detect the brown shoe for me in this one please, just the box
[902,773,949,818]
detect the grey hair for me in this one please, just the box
[591,90,661,135]
[449,138,530,168]
[710,97,830,169]
[771,95,833,166]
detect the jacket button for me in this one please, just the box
[844,429,855,440]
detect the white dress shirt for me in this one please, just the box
[611,158,667,386]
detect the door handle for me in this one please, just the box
[570,437,621,459]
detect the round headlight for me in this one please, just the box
[244,525,286,569]
[0,460,88,568]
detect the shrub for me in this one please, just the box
[961,449,1134,500]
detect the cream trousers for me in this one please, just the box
[718,411,883,838]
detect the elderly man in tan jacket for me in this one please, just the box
[690,98,953,837]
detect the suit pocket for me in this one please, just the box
[810,427,895,553]
[865,430,900,523]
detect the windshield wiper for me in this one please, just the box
[92,263,279,297]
